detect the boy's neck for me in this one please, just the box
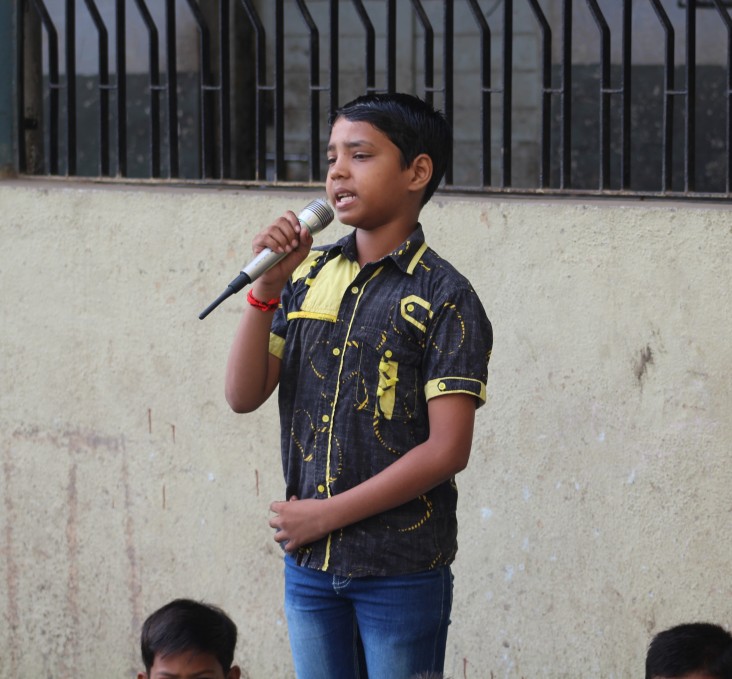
[354,218,420,267]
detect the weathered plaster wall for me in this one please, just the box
[0,181,730,678]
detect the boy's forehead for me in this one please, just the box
[327,118,389,149]
[149,649,226,678]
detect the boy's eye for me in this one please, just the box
[327,157,336,165]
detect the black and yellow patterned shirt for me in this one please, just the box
[269,225,492,577]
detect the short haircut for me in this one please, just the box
[329,92,452,206]
[140,598,237,674]
[646,622,732,679]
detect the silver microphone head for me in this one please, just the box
[298,198,335,236]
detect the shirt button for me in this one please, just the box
[350,286,359,294]
[322,414,330,423]
[407,304,414,312]
[438,381,447,391]
[332,348,341,356]
[385,349,393,358]
[317,484,326,493]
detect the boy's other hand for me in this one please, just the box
[269,495,332,552]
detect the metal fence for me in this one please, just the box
[15,0,732,198]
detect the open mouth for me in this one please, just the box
[335,192,356,207]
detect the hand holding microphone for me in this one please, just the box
[199,198,334,320]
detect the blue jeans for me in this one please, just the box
[283,554,453,679]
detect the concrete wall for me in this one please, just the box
[0,180,730,678]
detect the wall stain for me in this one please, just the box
[8,424,142,675]
[634,345,654,385]
[3,455,20,678]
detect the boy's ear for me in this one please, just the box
[408,153,433,194]
[227,666,242,679]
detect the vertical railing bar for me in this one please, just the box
[503,0,513,187]
[351,0,376,94]
[116,0,127,176]
[294,0,321,181]
[387,0,396,92]
[329,0,339,118]
[710,0,732,193]
[685,0,696,191]
[184,0,216,179]
[81,0,110,176]
[560,0,572,188]
[648,0,674,192]
[466,0,491,187]
[18,0,28,173]
[410,0,434,107]
[30,0,61,174]
[165,0,179,178]
[274,0,284,179]
[238,0,267,181]
[621,0,632,189]
[585,0,610,190]
[220,0,231,178]
[525,0,552,188]
[65,0,76,175]
[132,0,161,178]
[444,0,454,186]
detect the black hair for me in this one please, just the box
[140,598,237,674]
[646,622,732,679]
[329,92,452,206]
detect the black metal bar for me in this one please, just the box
[81,0,110,176]
[685,0,697,191]
[165,0,179,178]
[620,0,632,189]
[185,0,216,179]
[503,0,513,187]
[410,0,434,107]
[649,0,675,192]
[116,0,126,176]
[466,0,492,187]
[387,0,396,92]
[560,0,572,189]
[294,0,321,181]
[30,0,60,174]
[329,0,339,117]
[219,0,231,179]
[274,0,284,179]
[352,0,376,94]
[711,0,732,193]
[525,0,552,188]
[586,0,610,190]
[17,0,27,173]
[444,0,453,186]
[132,0,160,178]
[65,0,76,175]
[238,0,267,181]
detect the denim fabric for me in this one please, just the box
[284,554,453,679]
[270,226,493,577]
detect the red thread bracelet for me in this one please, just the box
[247,289,280,312]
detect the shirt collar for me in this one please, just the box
[330,225,427,274]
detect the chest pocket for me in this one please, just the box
[356,328,424,422]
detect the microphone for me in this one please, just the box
[198,198,334,320]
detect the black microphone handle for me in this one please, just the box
[198,272,251,320]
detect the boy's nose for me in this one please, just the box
[328,159,346,179]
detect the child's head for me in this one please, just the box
[646,622,732,679]
[138,599,240,679]
[329,93,452,206]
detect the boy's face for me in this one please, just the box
[138,650,241,679]
[326,117,427,231]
